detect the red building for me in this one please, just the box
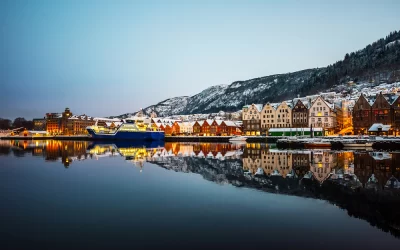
[201,120,212,136]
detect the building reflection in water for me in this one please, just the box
[3,140,400,189]
[354,151,400,190]
[2,139,400,237]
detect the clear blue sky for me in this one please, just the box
[1,0,399,119]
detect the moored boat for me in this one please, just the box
[341,139,373,148]
[303,139,331,149]
[229,136,247,142]
[86,119,164,141]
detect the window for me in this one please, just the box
[324,112,328,116]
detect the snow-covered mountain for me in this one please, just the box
[112,31,400,118]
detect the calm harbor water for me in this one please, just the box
[1,140,400,250]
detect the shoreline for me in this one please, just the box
[0,135,276,143]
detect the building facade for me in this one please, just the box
[61,108,73,134]
[66,115,96,135]
[46,113,62,134]
[308,96,336,134]
[291,100,309,128]
[352,94,372,135]
[335,100,353,134]
[370,93,392,126]
[275,101,292,128]
[33,118,46,131]
[261,103,277,132]
[242,104,262,135]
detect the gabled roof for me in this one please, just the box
[215,120,224,126]
[311,96,334,110]
[383,94,398,105]
[196,121,204,126]
[369,123,391,132]
[246,104,263,112]
[254,104,263,112]
[224,121,238,127]
[206,119,214,125]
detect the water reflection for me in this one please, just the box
[2,140,400,189]
[1,140,400,237]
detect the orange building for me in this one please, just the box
[164,124,173,136]
[172,122,181,135]
[46,113,62,134]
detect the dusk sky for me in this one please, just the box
[1,0,399,119]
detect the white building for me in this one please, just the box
[308,96,336,134]
[179,122,193,134]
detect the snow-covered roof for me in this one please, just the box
[383,94,398,105]
[215,120,224,125]
[206,119,214,125]
[368,123,391,132]
[254,104,263,112]
[224,121,238,127]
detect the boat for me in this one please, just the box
[303,138,331,149]
[341,139,373,148]
[86,119,164,141]
[229,136,247,142]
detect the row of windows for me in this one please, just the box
[310,112,329,116]
[311,118,329,122]
[293,119,307,123]
[262,124,291,128]
[313,107,326,111]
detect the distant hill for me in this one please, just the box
[114,30,400,118]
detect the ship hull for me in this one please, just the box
[87,128,164,141]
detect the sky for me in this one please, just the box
[1,0,400,119]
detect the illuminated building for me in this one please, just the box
[242,104,262,136]
[335,100,353,133]
[46,113,62,134]
[308,96,336,135]
[33,118,46,131]
[353,93,398,135]
[66,115,95,135]
[61,107,73,134]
